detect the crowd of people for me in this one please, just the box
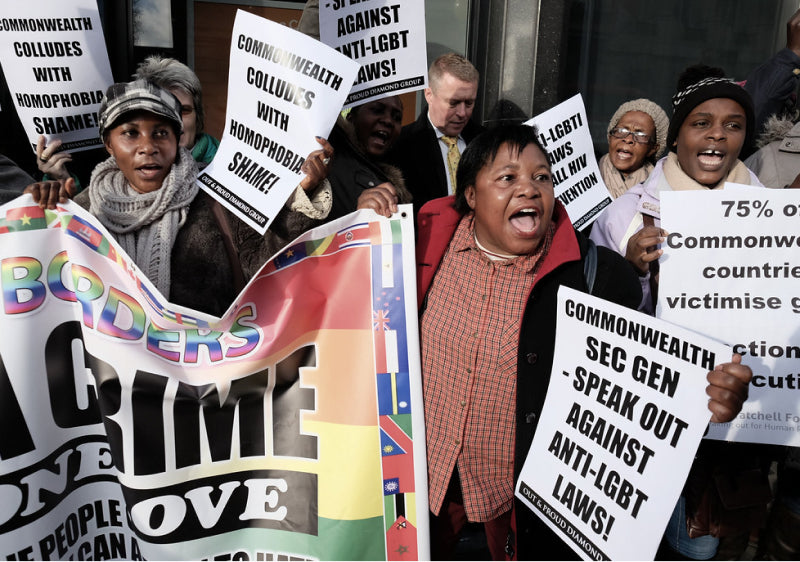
[3,3,800,561]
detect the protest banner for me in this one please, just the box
[197,10,359,235]
[0,0,113,154]
[659,188,800,447]
[0,195,428,560]
[515,286,730,561]
[525,94,612,229]
[319,0,427,107]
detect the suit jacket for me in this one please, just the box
[387,109,484,211]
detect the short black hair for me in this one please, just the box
[454,124,547,213]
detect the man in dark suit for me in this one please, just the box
[388,53,484,210]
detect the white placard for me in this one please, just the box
[659,188,800,446]
[197,10,359,234]
[319,0,428,107]
[525,94,612,229]
[516,287,729,561]
[0,0,114,153]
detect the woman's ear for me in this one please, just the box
[104,137,114,157]
[648,144,658,158]
[465,185,477,210]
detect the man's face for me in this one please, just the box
[424,72,478,137]
[465,142,555,257]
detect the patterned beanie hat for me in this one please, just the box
[98,79,183,138]
[666,74,755,153]
[607,98,669,158]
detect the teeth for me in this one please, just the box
[700,150,723,156]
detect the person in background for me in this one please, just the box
[741,58,800,562]
[0,153,34,193]
[406,123,752,561]
[743,7,800,148]
[388,52,484,210]
[599,98,668,199]
[26,79,332,315]
[134,55,219,166]
[591,65,771,561]
[743,107,800,188]
[323,95,412,222]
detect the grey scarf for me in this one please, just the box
[88,147,199,297]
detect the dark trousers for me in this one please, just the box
[430,470,512,560]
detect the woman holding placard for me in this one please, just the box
[26,79,333,316]
[591,64,770,561]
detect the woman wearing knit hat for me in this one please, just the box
[592,65,770,561]
[24,79,334,316]
[590,64,763,314]
[599,98,668,199]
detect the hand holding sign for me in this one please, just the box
[299,136,334,192]
[706,354,752,423]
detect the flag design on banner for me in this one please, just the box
[0,199,426,561]
[368,217,419,560]
[386,516,419,560]
[0,205,54,233]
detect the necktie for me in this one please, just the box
[441,135,460,194]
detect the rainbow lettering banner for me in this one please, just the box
[0,195,428,560]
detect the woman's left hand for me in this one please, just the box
[706,354,752,423]
[299,136,334,192]
[23,178,77,210]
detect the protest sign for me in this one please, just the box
[525,94,611,229]
[197,10,359,235]
[0,0,113,153]
[659,188,800,447]
[516,286,729,561]
[0,195,427,560]
[319,0,427,106]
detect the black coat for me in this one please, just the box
[512,231,642,561]
[387,109,484,211]
[326,116,411,221]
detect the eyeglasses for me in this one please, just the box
[609,127,653,145]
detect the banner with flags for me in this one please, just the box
[0,196,428,560]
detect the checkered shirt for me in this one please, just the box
[421,214,552,522]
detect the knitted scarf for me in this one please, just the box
[599,154,654,199]
[88,147,199,297]
[662,151,753,190]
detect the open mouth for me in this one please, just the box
[371,130,390,144]
[697,149,725,169]
[136,163,163,177]
[509,207,540,233]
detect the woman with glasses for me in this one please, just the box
[591,67,761,315]
[599,98,668,199]
[591,65,772,562]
